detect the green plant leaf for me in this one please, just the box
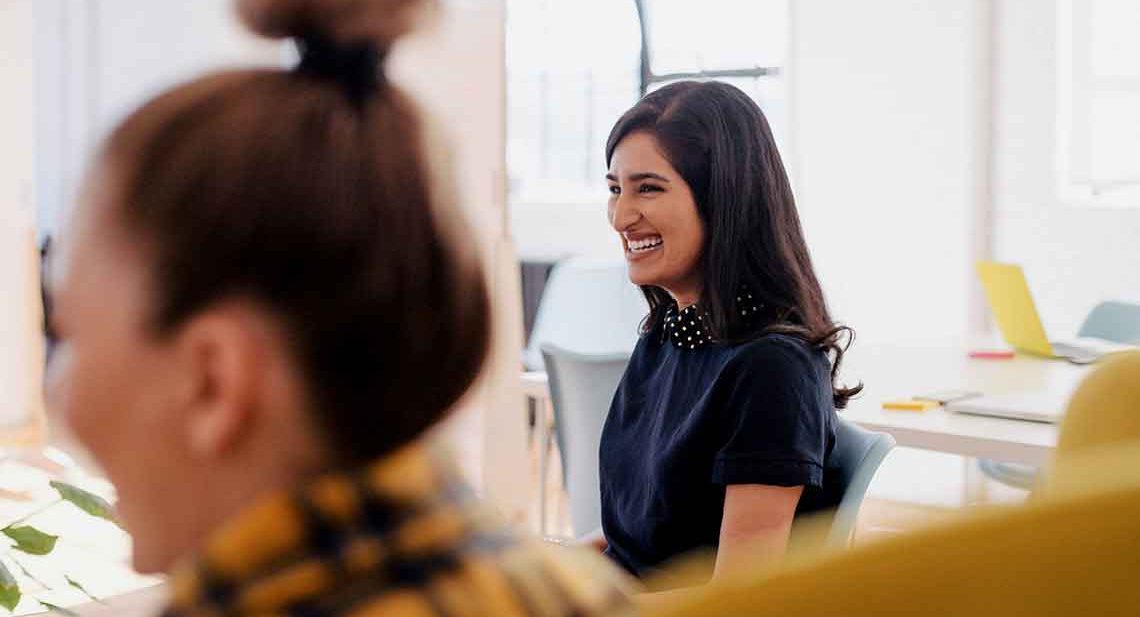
[2,526,59,556]
[64,577,101,605]
[0,561,21,611]
[48,482,117,526]
[38,601,78,616]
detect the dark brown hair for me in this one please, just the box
[606,81,861,409]
[98,0,489,464]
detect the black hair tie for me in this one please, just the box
[294,31,385,104]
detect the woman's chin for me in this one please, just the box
[625,247,688,291]
[626,266,660,288]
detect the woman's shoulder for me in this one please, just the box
[729,331,824,361]
[715,334,836,426]
[627,322,665,357]
[719,332,830,381]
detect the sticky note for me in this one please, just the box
[882,399,940,412]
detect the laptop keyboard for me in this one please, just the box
[1051,342,1101,364]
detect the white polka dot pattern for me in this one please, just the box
[663,292,763,350]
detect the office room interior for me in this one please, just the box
[2,0,1140,615]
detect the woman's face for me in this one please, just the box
[607,131,705,306]
[47,167,204,573]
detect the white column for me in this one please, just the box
[392,0,531,526]
[0,0,47,443]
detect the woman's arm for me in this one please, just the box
[638,485,803,610]
[638,484,803,611]
[713,484,803,578]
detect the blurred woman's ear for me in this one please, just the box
[176,307,263,459]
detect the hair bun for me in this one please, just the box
[236,0,436,48]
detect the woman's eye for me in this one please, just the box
[608,185,621,195]
[638,184,663,194]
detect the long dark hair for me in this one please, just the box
[606,81,861,409]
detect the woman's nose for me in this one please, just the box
[609,193,641,231]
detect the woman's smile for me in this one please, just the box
[625,234,664,259]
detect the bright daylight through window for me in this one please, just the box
[506,0,789,207]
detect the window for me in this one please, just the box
[506,0,790,206]
[1058,0,1140,207]
[506,0,640,205]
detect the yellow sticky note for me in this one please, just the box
[882,399,940,412]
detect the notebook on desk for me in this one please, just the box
[946,391,1070,424]
[976,261,1136,364]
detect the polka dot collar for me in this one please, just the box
[663,291,764,350]
[664,303,711,349]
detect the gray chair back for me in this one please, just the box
[1078,301,1140,344]
[523,257,646,371]
[824,419,895,547]
[541,344,631,537]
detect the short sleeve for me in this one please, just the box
[710,337,832,488]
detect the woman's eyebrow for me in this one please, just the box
[605,172,671,183]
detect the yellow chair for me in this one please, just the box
[1052,351,1140,460]
[1038,351,1140,497]
[641,353,1140,617]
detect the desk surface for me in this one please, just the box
[838,342,1086,465]
[522,341,1091,466]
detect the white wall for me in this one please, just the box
[1,0,35,218]
[790,0,985,344]
[391,0,530,525]
[34,0,280,236]
[0,0,46,438]
[993,0,1140,336]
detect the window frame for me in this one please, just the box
[633,0,781,97]
[506,0,790,209]
[1056,0,1140,209]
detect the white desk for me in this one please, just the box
[839,342,1085,465]
[522,341,1090,468]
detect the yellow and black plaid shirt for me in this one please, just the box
[162,444,634,617]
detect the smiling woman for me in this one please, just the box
[607,132,705,308]
[597,81,861,581]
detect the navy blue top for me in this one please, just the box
[599,307,839,577]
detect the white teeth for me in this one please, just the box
[628,236,664,252]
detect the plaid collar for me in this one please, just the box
[163,444,633,617]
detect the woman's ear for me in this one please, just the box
[173,306,264,459]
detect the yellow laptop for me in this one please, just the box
[976,262,1132,364]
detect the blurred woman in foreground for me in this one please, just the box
[48,0,632,614]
